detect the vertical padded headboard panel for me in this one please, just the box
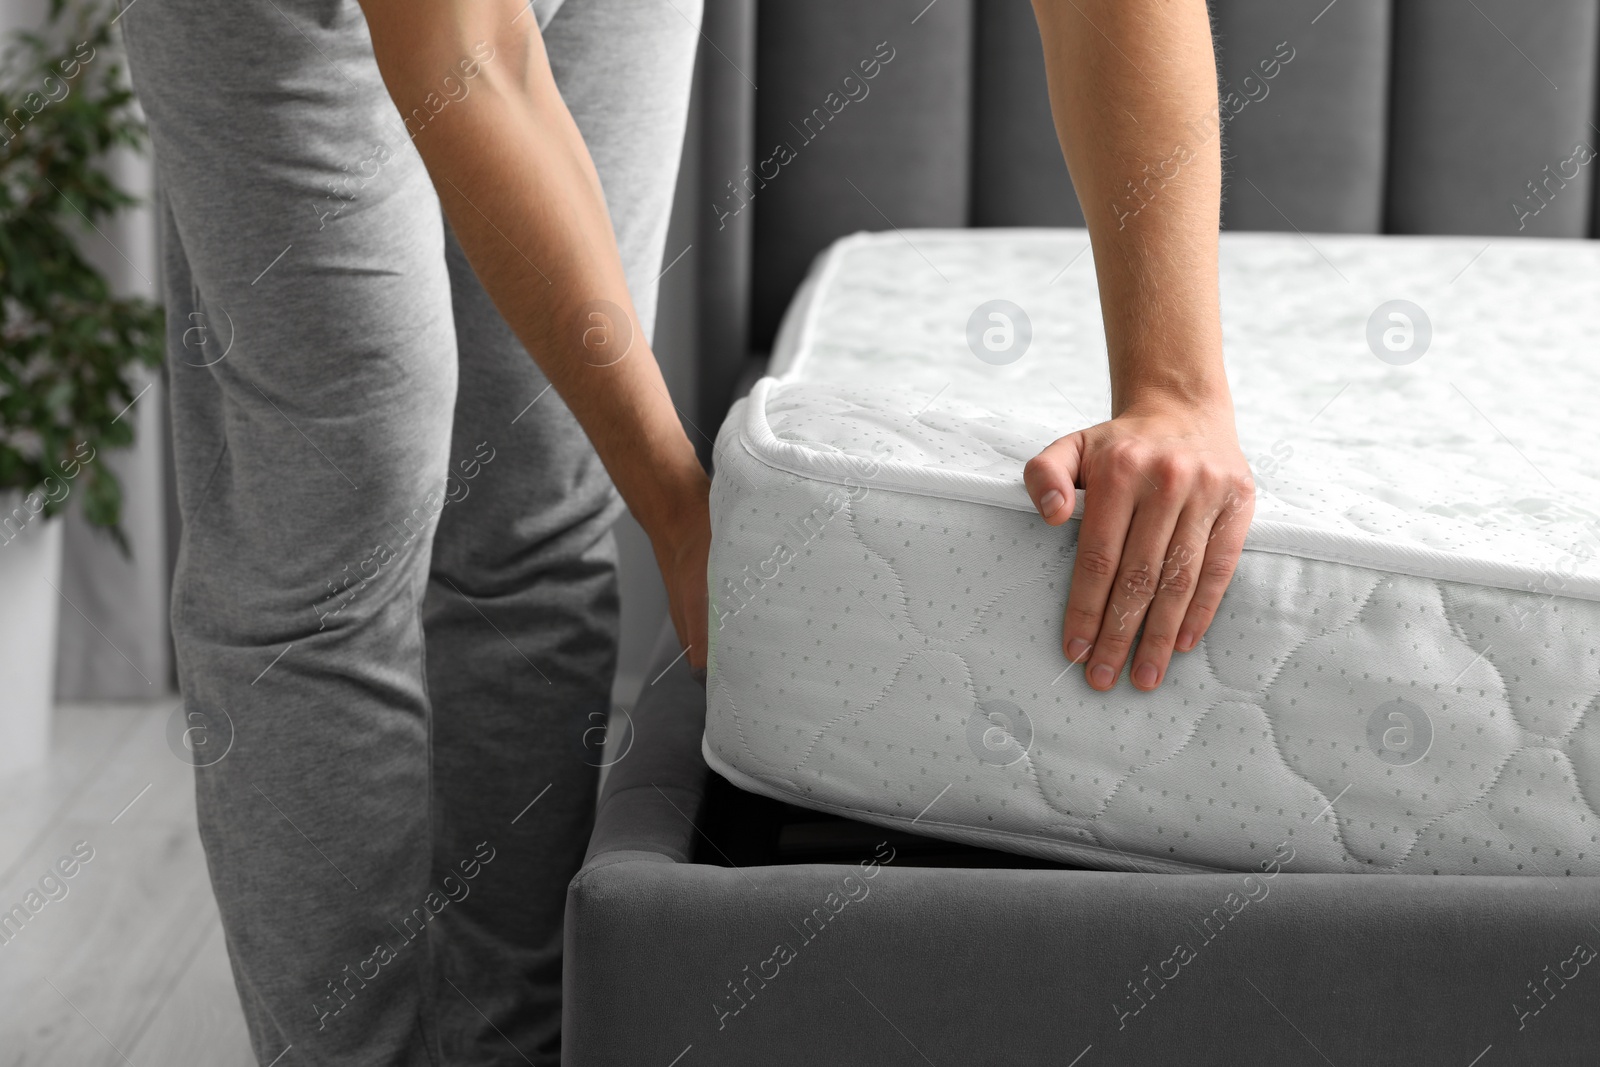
[970,2,1082,227]
[749,0,975,349]
[1211,0,1392,234]
[695,0,758,426]
[1387,0,1599,237]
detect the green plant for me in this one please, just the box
[0,0,163,553]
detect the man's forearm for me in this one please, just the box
[1031,0,1228,416]
[363,9,705,542]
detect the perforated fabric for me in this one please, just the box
[704,229,1600,875]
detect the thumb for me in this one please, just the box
[1022,432,1084,526]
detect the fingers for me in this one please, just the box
[1127,504,1210,690]
[1058,448,1139,683]
[1023,433,1085,526]
[666,550,708,676]
[1031,410,1254,692]
[1082,489,1183,692]
[683,573,708,675]
[668,590,707,686]
[1176,484,1254,653]
[656,517,711,682]
[1054,446,1252,693]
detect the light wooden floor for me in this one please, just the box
[0,700,255,1067]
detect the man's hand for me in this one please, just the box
[650,473,712,681]
[356,0,711,669]
[1024,397,1253,692]
[1029,0,1240,690]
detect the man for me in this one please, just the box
[120,0,1251,1062]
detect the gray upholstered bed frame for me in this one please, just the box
[572,2,1600,1061]
[566,626,1600,1064]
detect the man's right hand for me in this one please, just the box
[1024,394,1254,693]
[358,0,714,680]
[649,473,712,682]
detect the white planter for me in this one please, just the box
[0,491,62,774]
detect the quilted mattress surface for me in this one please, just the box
[704,228,1600,875]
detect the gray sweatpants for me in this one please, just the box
[119,1,700,1063]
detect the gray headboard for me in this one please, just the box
[668,0,1600,428]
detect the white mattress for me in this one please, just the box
[703,228,1600,875]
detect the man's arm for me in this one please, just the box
[1026,0,1255,691]
[356,0,709,670]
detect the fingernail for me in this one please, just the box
[1066,638,1092,663]
[1176,631,1196,651]
[1133,662,1158,689]
[1040,489,1064,517]
[1089,663,1114,689]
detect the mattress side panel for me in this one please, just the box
[705,435,1600,876]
